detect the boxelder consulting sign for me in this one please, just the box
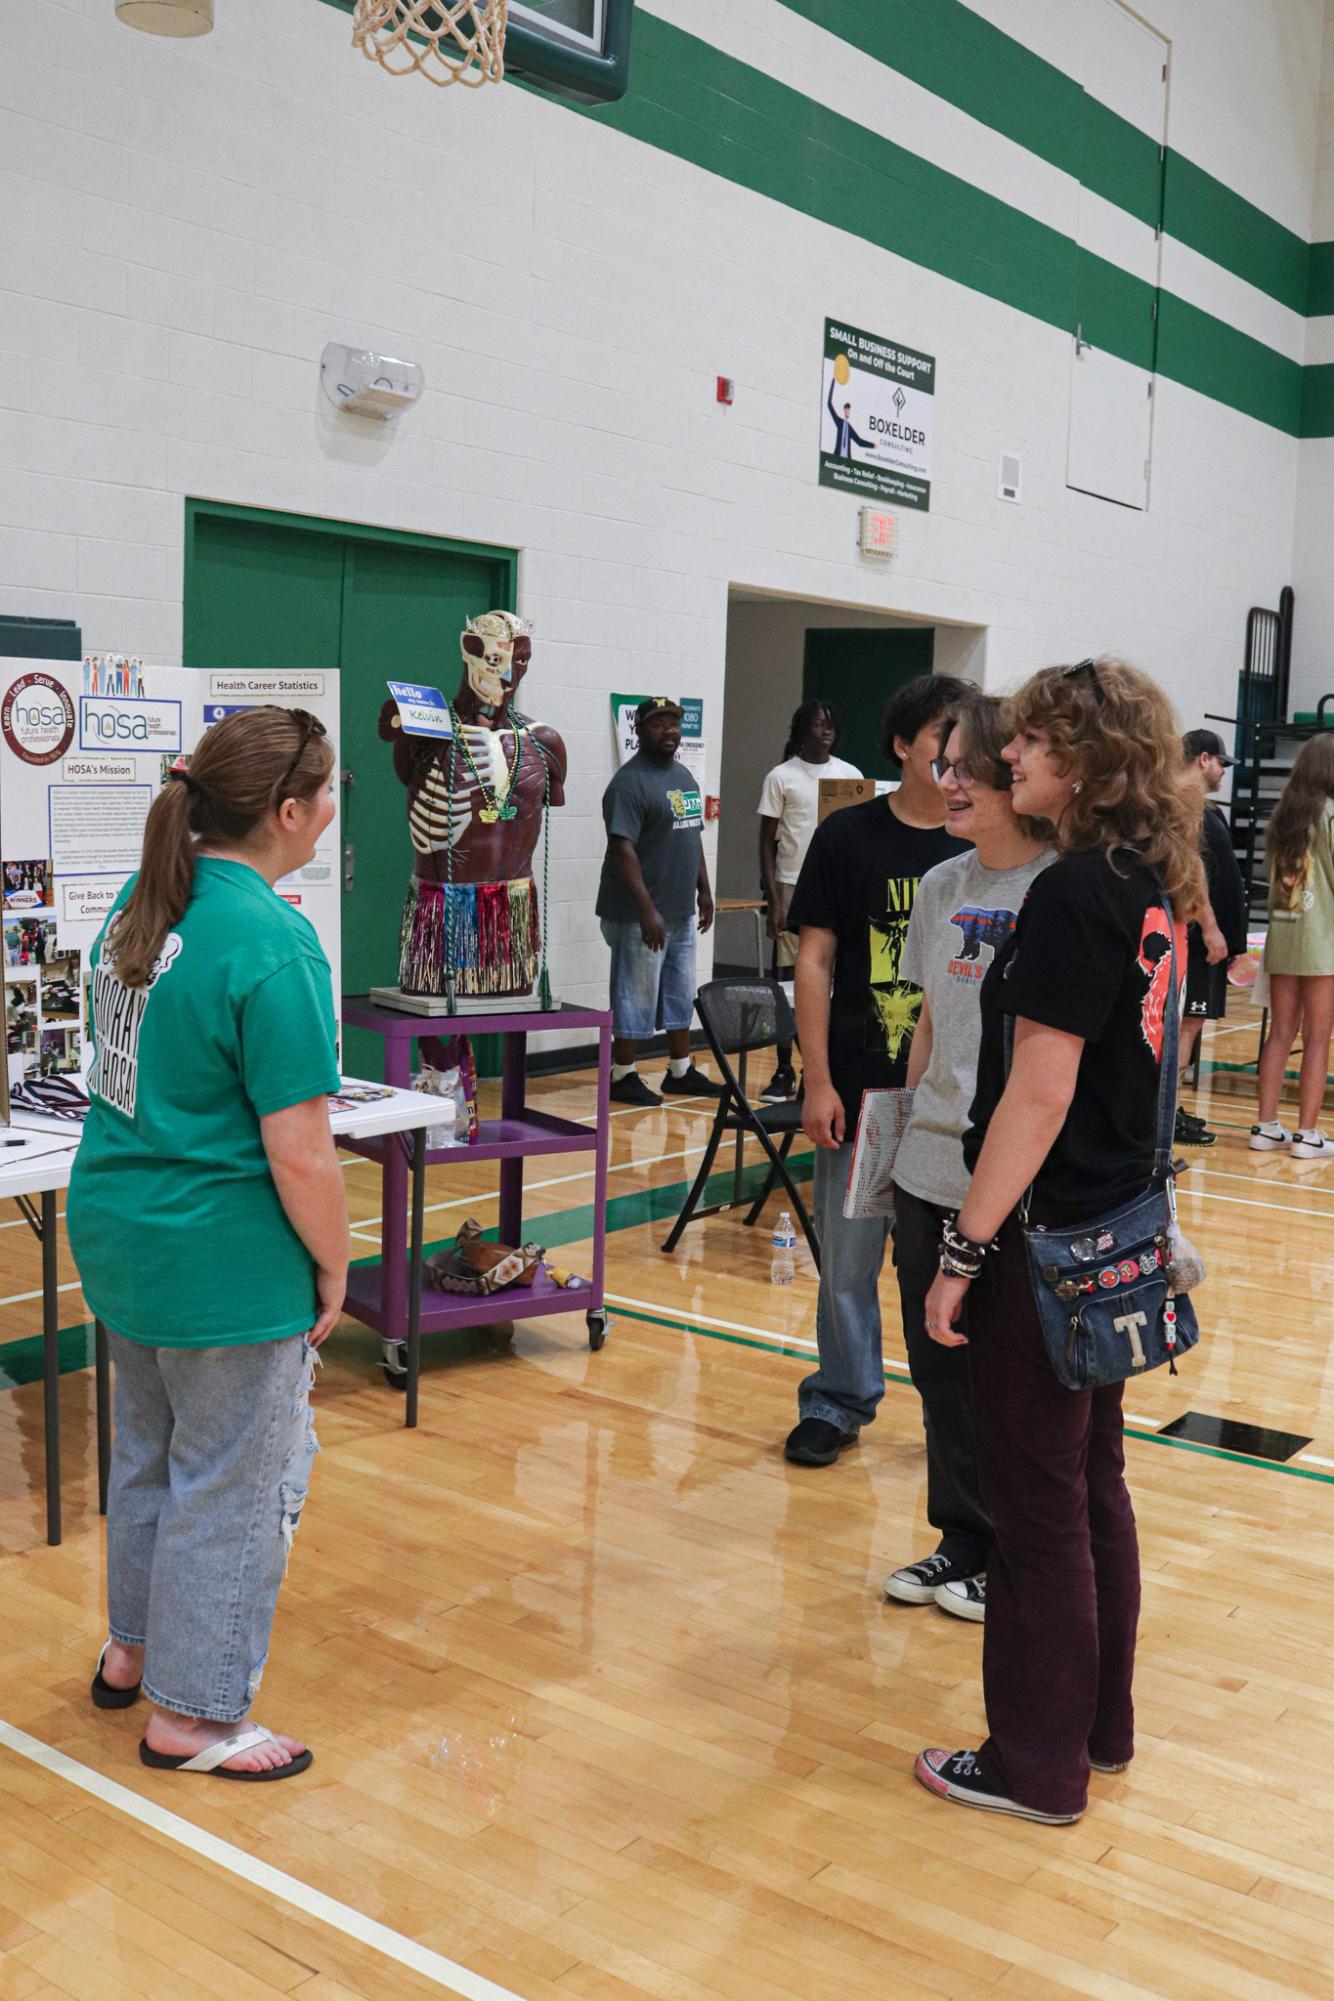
[818,318,935,510]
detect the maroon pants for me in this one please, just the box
[967,1217,1141,1816]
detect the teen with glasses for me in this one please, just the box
[69,706,349,1781]
[884,696,1053,1622]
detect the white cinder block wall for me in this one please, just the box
[0,0,1323,1017]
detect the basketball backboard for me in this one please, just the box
[505,0,633,102]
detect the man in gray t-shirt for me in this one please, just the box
[596,698,722,1107]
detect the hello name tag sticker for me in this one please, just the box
[387,681,453,739]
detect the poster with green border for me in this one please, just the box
[819,318,935,510]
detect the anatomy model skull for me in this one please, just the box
[460,611,532,715]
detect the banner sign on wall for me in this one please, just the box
[819,318,935,510]
[0,659,340,1089]
[610,693,706,791]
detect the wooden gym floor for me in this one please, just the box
[2,1001,1334,2001]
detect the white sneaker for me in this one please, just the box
[1249,1121,1291,1152]
[1291,1130,1334,1160]
[935,1576,986,1623]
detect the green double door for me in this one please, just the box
[183,503,515,1076]
[803,626,935,781]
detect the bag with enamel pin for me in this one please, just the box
[1005,886,1202,1393]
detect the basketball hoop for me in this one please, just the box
[351,0,508,87]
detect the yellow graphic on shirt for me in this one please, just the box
[866,875,923,1062]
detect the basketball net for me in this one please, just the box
[351,0,508,88]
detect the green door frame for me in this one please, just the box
[182,500,519,662]
[182,500,520,1076]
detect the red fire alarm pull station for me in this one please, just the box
[705,794,721,821]
[716,376,734,405]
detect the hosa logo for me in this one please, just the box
[79,697,182,754]
[2,674,75,765]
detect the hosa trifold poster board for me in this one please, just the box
[0,660,340,1087]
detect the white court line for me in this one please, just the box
[1177,1186,1334,1223]
[1299,1452,1334,1469]
[1191,1163,1334,1196]
[603,1289,914,1379]
[0,1719,522,2001]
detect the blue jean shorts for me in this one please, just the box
[601,915,697,1038]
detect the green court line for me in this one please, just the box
[0,1150,814,1392]
[19,1140,1328,1493]
[608,1304,1334,1489]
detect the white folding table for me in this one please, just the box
[12,1083,441,1548]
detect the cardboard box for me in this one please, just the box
[818,776,878,823]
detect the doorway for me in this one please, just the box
[803,625,935,783]
[183,502,517,1075]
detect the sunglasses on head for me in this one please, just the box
[276,708,329,800]
[1062,658,1106,707]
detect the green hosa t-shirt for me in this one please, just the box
[68,858,341,1347]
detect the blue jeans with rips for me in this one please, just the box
[105,1331,318,1722]
[796,1142,892,1431]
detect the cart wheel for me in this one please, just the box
[587,1309,609,1352]
[380,1338,408,1391]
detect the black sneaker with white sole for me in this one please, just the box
[1174,1106,1216,1147]
[934,1575,986,1622]
[760,1066,797,1101]
[914,1748,1083,1823]
[884,1551,977,1604]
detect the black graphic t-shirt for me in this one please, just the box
[964,848,1185,1225]
[787,797,967,1115]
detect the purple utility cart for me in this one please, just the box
[339,998,613,1424]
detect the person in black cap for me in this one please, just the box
[596,698,724,1106]
[1177,729,1247,1145]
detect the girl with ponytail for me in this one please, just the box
[69,705,350,1781]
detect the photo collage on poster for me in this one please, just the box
[0,656,342,1096]
[3,861,82,1087]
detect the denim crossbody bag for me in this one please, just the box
[1004,891,1202,1393]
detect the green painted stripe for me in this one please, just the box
[597,18,1306,433]
[1308,241,1334,316]
[610,1304,1334,1487]
[314,0,1334,433]
[775,0,1310,317]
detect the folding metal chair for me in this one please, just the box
[660,977,819,1270]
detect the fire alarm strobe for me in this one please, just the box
[858,506,896,557]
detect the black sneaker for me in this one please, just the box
[1174,1106,1216,1147]
[784,1417,858,1466]
[1089,1755,1131,1773]
[914,1748,1082,1824]
[884,1551,976,1604]
[660,1065,725,1098]
[760,1065,797,1102]
[934,1575,986,1623]
[609,1072,662,1107]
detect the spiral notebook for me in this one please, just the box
[843,1087,915,1220]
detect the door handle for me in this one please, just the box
[1074,323,1093,357]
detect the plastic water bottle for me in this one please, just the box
[771,1211,797,1285]
[427,1097,457,1151]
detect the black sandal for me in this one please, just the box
[91,1641,142,1710]
[139,1724,313,1780]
